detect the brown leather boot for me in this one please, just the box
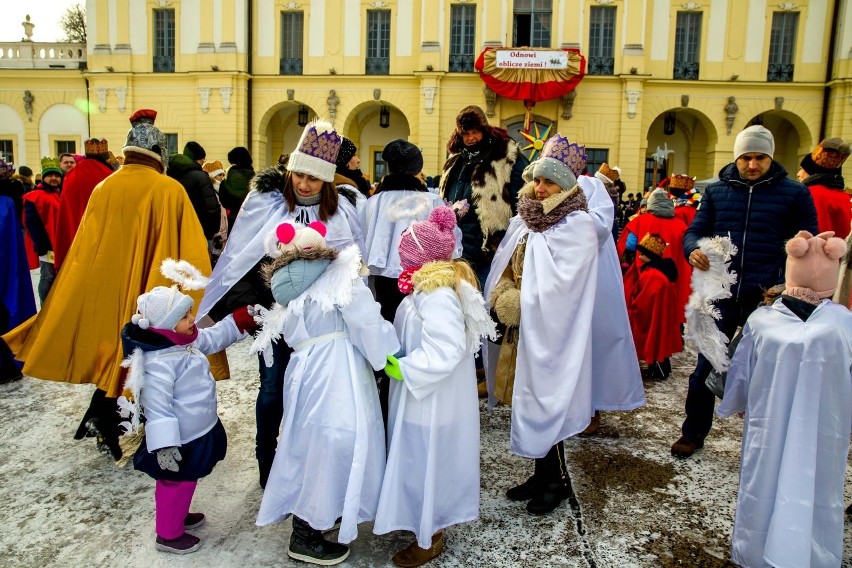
[392,532,444,568]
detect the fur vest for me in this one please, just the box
[439,138,520,241]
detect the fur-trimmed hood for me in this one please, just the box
[252,165,287,194]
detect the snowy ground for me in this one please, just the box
[1,274,851,567]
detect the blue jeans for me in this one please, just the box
[681,295,759,442]
[255,339,292,462]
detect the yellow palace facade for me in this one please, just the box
[1,0,851,193]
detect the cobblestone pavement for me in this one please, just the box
[1,338,851,567]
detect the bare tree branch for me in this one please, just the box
[60,4,87,43]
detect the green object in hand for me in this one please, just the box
[385,355,404,381]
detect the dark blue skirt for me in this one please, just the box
[134,419,227,481]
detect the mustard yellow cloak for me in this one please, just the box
[2,163,228,397]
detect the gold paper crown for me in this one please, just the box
[637,233,667,258]
[811,138,851,170]
[84,138,109,156]
[597,162,619,182]
[40,156,61,172]
[669,174,695,192]
[541,134,587,177]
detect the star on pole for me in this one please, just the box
[520,122,553,160]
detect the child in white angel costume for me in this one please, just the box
[718,230,852,568]
[119,259,257,555]
[252,220,399,566]
[373,206,496,567]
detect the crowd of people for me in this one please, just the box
[1,105,851,568]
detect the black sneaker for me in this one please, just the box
[506,475,539,501]
[289,517,350,565]
[184,513,206,530]
[155,533,201,554]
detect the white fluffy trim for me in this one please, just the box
[160,258,209,290]
[250,244,362,365]
[457,280,498,353]
[117,348,146,435]
[683,236,738,373]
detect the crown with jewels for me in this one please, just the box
[84,138,109,156]
[40,156,63,177]
[541,134,587,177]
[637,233,667,259]
[286,120,342,183]
[669,174,696,192]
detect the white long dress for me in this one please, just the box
[484,209,600,458]
[374,281,491,547]
[576,176,645,411]
[254,245,400,544]
[717,299,852,568]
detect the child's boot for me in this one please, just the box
[392,531,444,567]
[288,515,349,565]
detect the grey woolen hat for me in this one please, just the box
[382,139,423,176]
[531,157,577,191]
[733,125,775,160]
[647,188,675,218]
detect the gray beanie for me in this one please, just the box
[531,157,577,191]
[733,125,775,160]
[647,188,675,218]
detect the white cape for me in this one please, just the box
[576,176,645,410]
[374,286,483,547]
[254,246,400,544]
[718,300,852,568]
[484,209,599,458]
[360,191,462,278]
[198,189,361,320]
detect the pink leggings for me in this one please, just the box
[155,480,198,539]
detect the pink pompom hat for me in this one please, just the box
[398,206,457,270]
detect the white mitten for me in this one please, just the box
[156,446,182,472]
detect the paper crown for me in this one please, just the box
[637,233,668,259]
[40,156,62,176]
[597,163,619,182]
[203,160,225,178]
[541,134,587,177]
[129,108,157,125]
[669,174,696,192]
[810,138,850,170]
[286,120,342,183]
[84,138,109,156]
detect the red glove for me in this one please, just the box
[232,305,258,334]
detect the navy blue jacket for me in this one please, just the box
[684,161,818,301]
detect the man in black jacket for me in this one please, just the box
[671,125,818,458]
[167,141,221,239]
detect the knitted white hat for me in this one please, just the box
[733,125,775,160]
[286,120,342,183]
[132,286,193,330]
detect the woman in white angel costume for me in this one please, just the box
[373,206,496,567]
[196,120,364,489]
[485,134,600,516]
[251,220,399,566]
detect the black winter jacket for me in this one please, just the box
[167,154,221,239]
[683,161,818,301]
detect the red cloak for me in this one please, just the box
[808,185,851,239]
[22,186,61,268]
[626,263,683,363]
[54,158,113,271]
